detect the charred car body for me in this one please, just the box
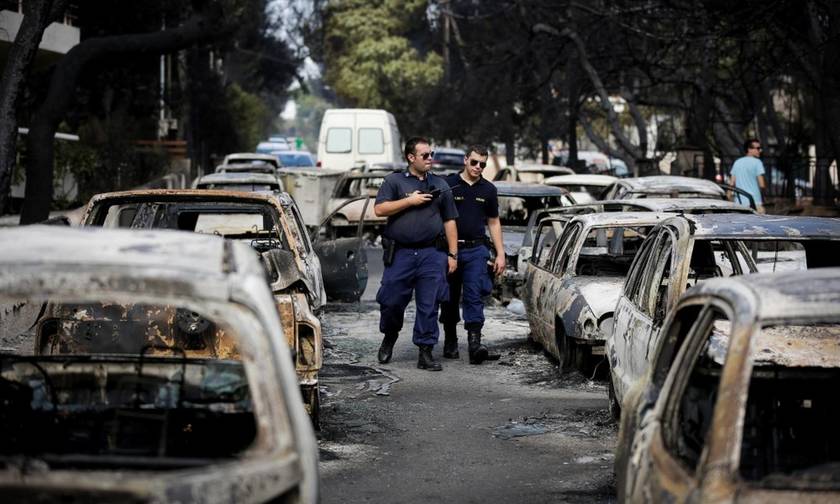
[523,212,669,372]
[0,226,318,503]
[616,269,840,503]
[80,189,349,421]
[607,213,840,418]
[490,182,576,301]
[543,174,618,204]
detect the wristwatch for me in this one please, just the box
[447,252,457,259]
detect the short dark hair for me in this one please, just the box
[404,136,430,162]
[744,138,760,153]
[465,144,489,158]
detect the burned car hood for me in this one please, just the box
[576,276,625,317]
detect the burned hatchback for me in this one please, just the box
[607,213,840,418]
[616,269,840,503]
[80,189,344,422]
[0,226,318,503]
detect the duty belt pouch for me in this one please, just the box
[435,234,448,252]
[382,237,396,267]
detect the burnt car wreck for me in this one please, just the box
[616,268,840,503]
[0,226,318,503]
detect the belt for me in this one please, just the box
[458,238,487,249]
[396,238,438,249]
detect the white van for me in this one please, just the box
[316,109,402,171]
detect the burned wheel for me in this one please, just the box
[303,385,320,430]
[560,335,576,373]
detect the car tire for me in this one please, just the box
[304,385,320,430]
[560,335,575,373]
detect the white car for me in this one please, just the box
[544,174,618,203]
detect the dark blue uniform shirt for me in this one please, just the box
[444,173,499,240]
[376,169,458,245]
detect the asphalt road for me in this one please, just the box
[317,249,617,503]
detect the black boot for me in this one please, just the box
[442,325,459,359]
[377,333,398,364]
[417,345,443,371]
[467,330,489,365]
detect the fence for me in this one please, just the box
[692,155,840,202]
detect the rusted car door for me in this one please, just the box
[611,228,677,402]
[312,196,370,302]
[529,222,583,360]
[524,219,574,348]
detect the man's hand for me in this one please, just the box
[447,256,457,274]
[493,253,506,276]
[407,190,432,206]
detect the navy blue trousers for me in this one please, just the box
[440,245,494,332]
[377,246,449,346]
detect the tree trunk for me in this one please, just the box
[814,1,840,205]
[21,12,228,224]
[0,0,67,215]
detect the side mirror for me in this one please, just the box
[260,248,304,291]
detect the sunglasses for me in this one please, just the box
[469,159,487,168]
[415,151,434,160]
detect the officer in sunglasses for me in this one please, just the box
[374,136,459,371]
[439,144,505,364]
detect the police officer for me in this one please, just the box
[374,136,459,371]
[440,144,505,364]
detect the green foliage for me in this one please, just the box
[226,83,272,151]
[321,0,443,131]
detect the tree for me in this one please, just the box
[0,0,68,214]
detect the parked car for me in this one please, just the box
[324,170,388,237]
[277,150,317,168]
[491,182,576,301]
[317,108,402,170]
[523,212,670,372]
[222,152,282,170]
[193,171,285,193]
[515,198,754,291]
[602,175,726,200]
[552,149,611,173]
[257,140,290,154]
[607,213,840,418]
[80,189,368,421]
[0,226,318,502]
[616,268,840,503]
[431,147,466,170]
[493,163,575,184]
[214,162,277,175]
[543,174,618,203]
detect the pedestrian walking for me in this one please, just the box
[374,137,459,371]
[730,138,767,213]
[439,144,505,364]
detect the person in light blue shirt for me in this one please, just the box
[730,138,767,213]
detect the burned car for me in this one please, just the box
[214,163,278,175]
[523,212,669,372]
[607,213,840,418]
[493,163,575,184]
[601,175,727,201]
[543,173,617,204]
[616,268,840,503]
[80,189,362,422]
[491,182,576,301]
[221,152,282,170]
[192,171,285,193]
[0,226,318,502]
[324,170,389,237]
[507,198,753,305]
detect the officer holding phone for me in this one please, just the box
[374,136,459,371]
[439,144,505,364]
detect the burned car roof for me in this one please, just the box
[197,172,282,184]
[514,164,575,175]
[86,188,283,206]
[689,267,840,320]
[0,225,239,281]
[616,175,724,195]
[493,181,572,197]
[565,211,674,228]
[671,213,840,239]
[544,174,618,186]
